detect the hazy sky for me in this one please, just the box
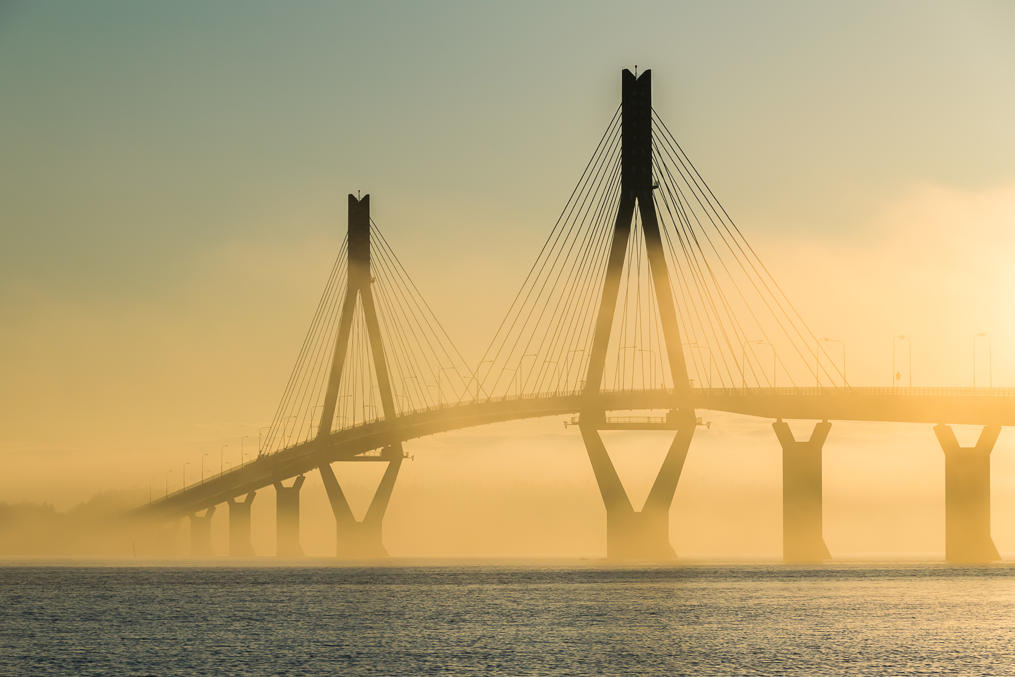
[2,1,1015,557]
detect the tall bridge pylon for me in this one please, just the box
[579,70,696,560]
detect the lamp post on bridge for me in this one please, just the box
[683,342,712,388]
[182,462,189,489]
[219,443,229,476]
[821,337,845,388]
[974,332,992,389]
[309,405,324,440]
[201,453,208,483]
[892,335,912,389]
[240,436,253,466]
[257,426,270,457]
[565,350,584,393]
[519,353,537,398]
[436,366,458,406]
[741,339,773,388]
[473,359,494,401]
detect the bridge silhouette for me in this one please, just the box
[132,70,1009,564]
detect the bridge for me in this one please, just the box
[130,70,1007,564]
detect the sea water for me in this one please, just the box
[2,563,1014,675]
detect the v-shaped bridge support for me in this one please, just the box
[580,69,697,560]
[315,194,404,559]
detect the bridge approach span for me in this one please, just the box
[136,386,1015,520]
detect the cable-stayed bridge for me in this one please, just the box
[131,70,1011,563]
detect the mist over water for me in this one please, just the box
[3,563,1015,675]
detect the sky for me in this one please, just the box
[2,0,1015,558]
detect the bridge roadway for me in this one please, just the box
[135,386,1015,519]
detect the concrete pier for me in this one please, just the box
[579,419,694,560]
[274,476,305,558]
[774,419,831,563]
[227,491,256,557]
[320,448,402,559]
[188,507,216,557]
[934,424,1000,563]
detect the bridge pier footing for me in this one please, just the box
[189,507,216,557]
[774,419,831,563]
[227,491,256,557]
[934,424,1000,563]
[320,447,402,559]
[274,476,305,558]
[580,415,694,561]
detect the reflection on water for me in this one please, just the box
[2,563,1014,675]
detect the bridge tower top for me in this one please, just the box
[348,194,371,281]
[583,68,691,403]
[621,69,652,199]
[315,193,398,438]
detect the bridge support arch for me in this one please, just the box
[934,424,1000,563]
[320,446,403,559]
[227,491,256,557]
[274,476,305,558]
[189,507,216,557]
[774,420,831,563]
[580,414,695,560]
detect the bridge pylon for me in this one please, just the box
[774,420,831,562]
[934,424,1000,563]
[226,491,256,557]
[579,69,696,560]
[315,194,404,559]
[188,507,215,557]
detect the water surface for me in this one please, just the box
[2,562,1014,675]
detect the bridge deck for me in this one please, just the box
[134,387,1015,518]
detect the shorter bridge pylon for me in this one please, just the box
[314,194,405,558]
[934,424,1000,563]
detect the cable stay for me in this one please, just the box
[258,214,473,457]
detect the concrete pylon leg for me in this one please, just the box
[189,507,216,557]
[227,491,256,557]
[579,417,694,561]
[774,420,831,563]
[934,424,1000,563]
[274,476,305,558]
[319,446,402,559]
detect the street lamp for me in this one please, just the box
[182,462,189,488]
[220,443,229,476]
[565,350,584,394]
[258,426,270,457]
[435,366,458,406]
[201,453,208,483]
[518,353,537,397]
[741,339,773,388]
[684,341,712,388]
[892,335,911,388]
[974,332,992,388]
[821,337,846,387]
